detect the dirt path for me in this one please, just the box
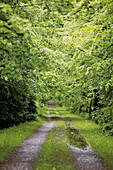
[0,101,57,170]
[51,103,108,170]
[69,144,108,170]
[0,101,109,170]
[0,121,55,170]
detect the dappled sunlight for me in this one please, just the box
[0,0,113,169]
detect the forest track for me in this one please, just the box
[0,121,56,170]
[0,100,57,170]
[69,144,108,170]
[0,101,109,170]
[49,102,108,170]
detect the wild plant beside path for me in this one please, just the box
[0,106,47,164]
[56,106,113,170]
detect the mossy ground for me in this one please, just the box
[49,107,88,148]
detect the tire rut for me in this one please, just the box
[0,101,109,170]
[0,101,56,170]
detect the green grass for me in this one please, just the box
[65,125,88,148]
[49,107,56,115]
[0,105,47,164]
[56,106,113,170]
[49,107,61,118]
[38,104,48,117]
[34,119,75,170]
[50,106,87,148]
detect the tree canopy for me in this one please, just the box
[0,0,113,135]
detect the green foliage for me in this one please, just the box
[53,0,113,135]
[0,79,37,128]
[0,0,112,134]
[0,3,33,80]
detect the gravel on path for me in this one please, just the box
[0,121,56,170]
[68,144,108,170]
[0,100,109,170]
[0,100,57,170]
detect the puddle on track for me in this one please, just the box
[0,121,56,170]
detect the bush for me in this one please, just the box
[0,79,37,128]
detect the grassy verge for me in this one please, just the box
[49,107,56,115]
[34,119,75,170]
[49,107,60,118]
[49,106,87,148]
[56,106,113,170]
[0,105,47,164]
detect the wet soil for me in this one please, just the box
[64,122,108,169]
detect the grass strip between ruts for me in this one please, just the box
[56,106,113,170]
[34,118,75,170]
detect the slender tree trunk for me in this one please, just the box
[89,99,92,119]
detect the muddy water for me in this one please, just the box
[0,121,55,170]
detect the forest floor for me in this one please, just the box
[0,100,109,170]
